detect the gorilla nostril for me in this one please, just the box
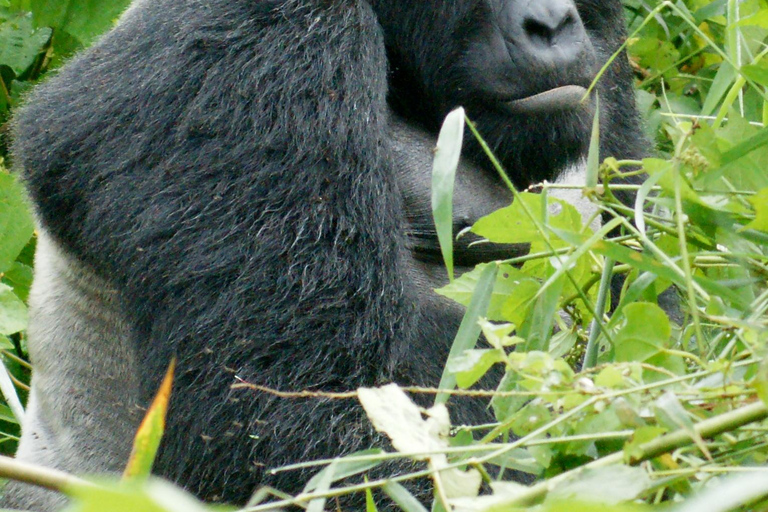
[523,10,576,48]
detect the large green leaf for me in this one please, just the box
[0,10,50,76]
[0,170,34,274]
[27,0,130,45]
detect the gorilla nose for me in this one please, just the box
[519,0,586,65]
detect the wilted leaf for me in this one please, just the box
[358,384,481,499]
[123,359,175,480]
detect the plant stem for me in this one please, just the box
[505,400,768,506]
[0,455,95,493]
[583,258,614,369]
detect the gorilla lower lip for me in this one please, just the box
[505,85,589,113]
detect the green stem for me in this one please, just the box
[505,401,768,507]
[583,258,614,369]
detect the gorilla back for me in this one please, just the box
[4,0,645,509]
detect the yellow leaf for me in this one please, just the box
[123,358,175,481]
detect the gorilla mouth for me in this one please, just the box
[505,85,589,114]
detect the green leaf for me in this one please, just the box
[381,481,428,512]
[447,349,504,389]
[302,449,384,493]
[306,461,334,512]
[436,264,538,323]
[585,93,600,188]
[614,303,670,361]
[720,125,768,166]
[432,107,464,281]
[1,261,33,303]
[624,426,667,462]
[436,264,497,404]
[472,193,580,245]
[0,282,27,335]
[64,479,223,512]
[744,188,768,232]
[491,371,527,423]
[485,447,543,475]
[0,170,35,273]
[365,479,379,512]
[472,193,542,244]
[654,391,710,460]
[740,63,768,87]
[28,0,131,46]
[500,278,540,326]
[520,269,565,352]
[613,303,684,376]
[547,466,652,505]
[554,230,750,310]
[701,62,735,117]
[0,11,51,76]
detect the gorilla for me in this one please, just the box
[2,0,646,509]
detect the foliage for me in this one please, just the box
[1,0,768,512]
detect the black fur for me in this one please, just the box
[7,0,645,507]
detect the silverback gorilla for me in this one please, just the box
[4,0,646,509]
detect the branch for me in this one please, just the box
[507,400,768,506]
[0,455,95,493]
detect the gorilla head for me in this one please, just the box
[3,0,645,510]
[375,0,640,186]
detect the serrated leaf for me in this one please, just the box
[436,264,535,322]
[472,193,581,245]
